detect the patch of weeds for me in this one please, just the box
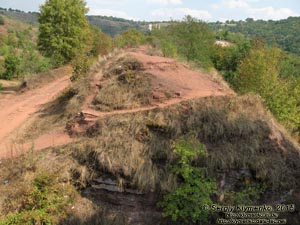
[224,183,266,205]
[158,136,217,224]
[94,57,152,110]
[0,172,75,225]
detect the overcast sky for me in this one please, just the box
[0,0,299,21]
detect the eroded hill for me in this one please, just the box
[0,47,299,225]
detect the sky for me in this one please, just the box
[0,0,300,22]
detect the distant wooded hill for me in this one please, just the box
[210,17,300,55]
[0,8,151,36]
[87,16,148,37]
[1,8,300,55]
[0,8,39,25]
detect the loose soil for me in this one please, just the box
[0,47,233,158]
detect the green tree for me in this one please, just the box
[234,46,281,97]
[0,15,5,25]
[170,16,215,67]
[234,45,300,137]
[89,26,112,57]
[115,29,144,48]
[38,0,89,65]
[147,28,178,57]
[2,54,20,80]
[210,37,250,84]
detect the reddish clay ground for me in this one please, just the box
[0,47,233,159]
[81,49,233,117]
[0,70,72,158]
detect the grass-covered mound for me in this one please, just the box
[93,57,153,111]
[1,94,299,224]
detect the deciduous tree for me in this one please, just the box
[38,0,89,65]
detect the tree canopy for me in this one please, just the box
[169,16,215,67]
[38,0,89,65]
[211,17,300,55]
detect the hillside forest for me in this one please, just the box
[0,1,300,224]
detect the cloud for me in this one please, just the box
[151,8,212,20]
[146,0,182,5]
[212,0,299,20]
[248,7,299,20]
[225,0,249,9]
[212,0,248,9]
[88,8,137,20]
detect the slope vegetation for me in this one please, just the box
[0,47,299,225]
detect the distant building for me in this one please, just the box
[148,23,152,32]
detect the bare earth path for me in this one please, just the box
[0,47,234,159]
[72,49,234,135]
[0,73,72,157]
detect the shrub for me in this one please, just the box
[158,137,217,224]
[223,184,266,205]
[161,41,177,58]
[71,52,90,81]
[89,26,112,57]
[0,15,4,25]
[3,54,20,80]
[0,172,73,225]
[115,29,144,48]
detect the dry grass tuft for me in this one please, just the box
[93,57,153,111]
[65,95,300,197]
[24,66,72,90]
[1,93,300,223]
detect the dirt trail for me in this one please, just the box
[0,74,71,157]
[69,49,234,136]
[76,49,228,115]
[0,47,234,159]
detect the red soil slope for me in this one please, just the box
[0,47,233,158]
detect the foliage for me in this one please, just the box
[149,29,178,58]
[71,52,90,81]
[169,16,215,67]
[280,53,300,79]
[224,184,266,205]
[210,37,251,84]
[38,0,89,65]
[88,15,147,37]
[89,26,112,57]
[211,33,300,138]
[234,45,300,138]
[234,45,281,94]
[71,25,113,81]
[158,137,216,224]
[215,30,246,44]
[0,172,73,225]
[114,29,144,48]
[234,184,265,205]
[211,17,300,55]
[147,16,215,67]
[0,10,38,25]
[161,40,177,58]
[0,23,52,80]
[0,9,149,37]
[2,54,20,80]
[0,15,4,25]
